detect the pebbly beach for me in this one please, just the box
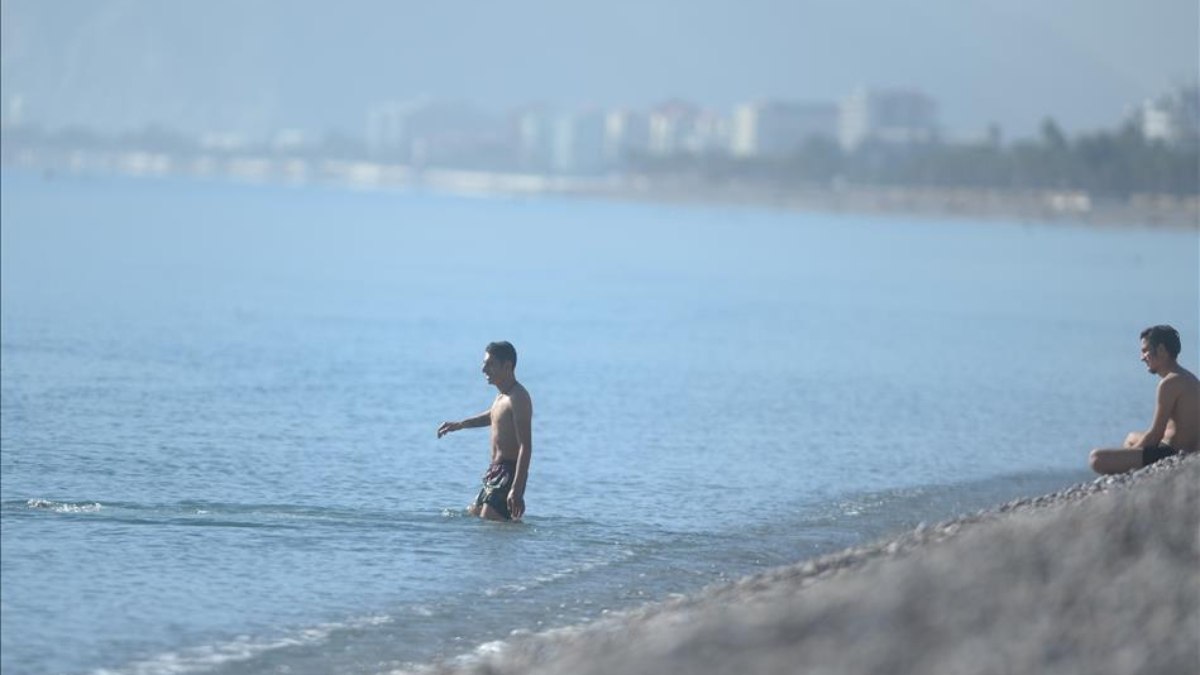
[414,453,1198,675]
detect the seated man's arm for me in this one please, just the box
[1136,378,1179,449]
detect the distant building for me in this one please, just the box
[604,109,651,164]
[686,109,731,155]
[648,100,700,156]
[732,100,839,158]
[271,129,311,154]
[839,88,938,150]
[366,97,499,165]
[1134,84,1200,146]
[513,106,609,174]
[551,108,607,174]
[366,100,415,157]
[198,132,249,153]
[515,105,556,171]
[2,94,25,128]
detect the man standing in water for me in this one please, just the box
[438,341,533,521]
[1090,325,1199,474]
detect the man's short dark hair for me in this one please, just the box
[1141,325,1181,359]
[486,341,518,367]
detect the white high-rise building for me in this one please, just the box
[839,88,938,150]
[3,94,25,128]
[366,101,412,156]
[366,97,497,164]
[604,109,651,164]
[732,101,838,157]
[516,106,555,171]
[686,110,731,155]
[516,106,608,174]
[551,109,607,174]
[648,100,699,156]
[1135,84,1200,145]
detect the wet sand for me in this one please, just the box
[414,453,1198,675]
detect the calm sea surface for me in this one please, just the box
[2,170,1197,674]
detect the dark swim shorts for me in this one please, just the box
[474,460,515,519]
[1143,444,1178,467]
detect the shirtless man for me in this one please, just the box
[437,341,533,521]
[1089,325,1199,474]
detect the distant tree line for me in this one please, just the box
[630,119,1199,198]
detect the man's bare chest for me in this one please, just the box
[490,398,513,427]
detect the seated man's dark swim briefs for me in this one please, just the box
[1142,444,1178,467]
[474,460,516,520]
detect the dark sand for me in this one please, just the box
[414,454,1198,675]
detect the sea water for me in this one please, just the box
[1,170,1197,674]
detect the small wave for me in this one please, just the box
[483,548,639,598]
[26,499,102,513]
[397,623,592,675]
[423,638,512,674]
[92,614,393,675]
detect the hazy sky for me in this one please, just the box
[2,0,1197,139]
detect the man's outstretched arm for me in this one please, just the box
[437,410,490,438]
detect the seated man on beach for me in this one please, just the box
[1089,325,1199,474]
[437,341,533,521]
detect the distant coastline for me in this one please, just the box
[4,148,1198,229]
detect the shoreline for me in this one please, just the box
[412,453,1198,675]
[576,179,1200,229]
[3,152,1197,229]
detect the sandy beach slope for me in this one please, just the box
[417,454,1198,675]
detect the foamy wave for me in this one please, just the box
[392,636,514,675]
[26,499,102,513]
[92,615,393,675]
[484,548,638,598]
[391,623,593,675]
